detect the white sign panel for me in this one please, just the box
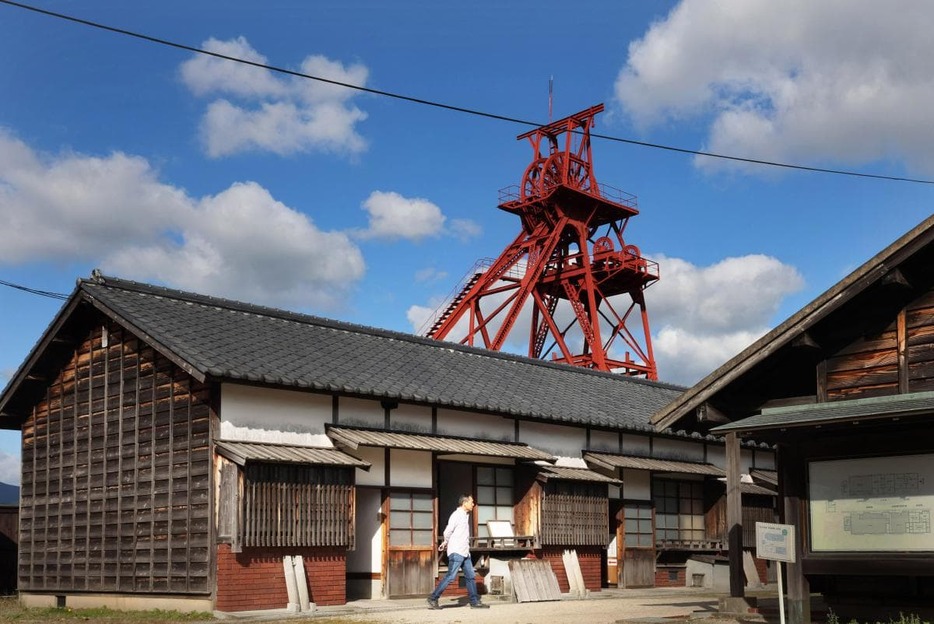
[756,522,796,563]
[808,454,934,552]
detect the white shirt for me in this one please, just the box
[443,507,471,557]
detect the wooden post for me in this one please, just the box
[780,443,811,624]
[726,432,745,598]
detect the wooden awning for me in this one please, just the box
[536,465,621,485]
[215,440,370,469]
[583,451,724,476]
[326,426,554,460]
[710,390,934,435]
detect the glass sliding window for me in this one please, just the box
[475,466,514,536]
[389,492,434,547]
[652,478,705,545]
[622,502,654,548]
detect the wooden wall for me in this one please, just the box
[824,290,934,400]
[18,320,213,594]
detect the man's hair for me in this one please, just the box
[458,494,473,506]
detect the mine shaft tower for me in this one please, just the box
[425,104,659,379]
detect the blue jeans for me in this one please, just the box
[429,553,480,605]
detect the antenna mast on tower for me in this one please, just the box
[424,104,659,379]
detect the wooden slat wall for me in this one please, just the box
[19,321,212,594]
[241,464,353,549]
[824,288,934,400]
[540,482,607,546]
[907,290,934,393]
[706,495,777,546]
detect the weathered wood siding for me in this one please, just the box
[241,464,354,548]
[824,289,934,400]
[19,321,213,594]
[540,481,607,546]
[907,290,934,392]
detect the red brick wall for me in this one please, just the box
[538,547,602,593]
[655,566,686,587]
[753,555,769,583]
[216,544,346,611]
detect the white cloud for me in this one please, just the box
[406,304,436,334]
[0,129,191,263]
[354,191,481,243]
[448,218,483,242]
[653,326,766,387]
[645,253,804,384]
[0,131,365,311]
[181,38,368,158]
[615,0,934,175]
[357,191,446,241]
[414,267,448,283]
[0,449,19,486]
[105,182,365,310]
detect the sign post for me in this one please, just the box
[756,522,796,624]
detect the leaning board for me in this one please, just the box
[508,559,562,602]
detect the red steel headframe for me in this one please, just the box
[425,104,659,379]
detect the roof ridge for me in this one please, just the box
[81,272,686,391]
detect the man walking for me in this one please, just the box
[427,494,489,609]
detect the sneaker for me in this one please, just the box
[469,602,490,609]
[427,597,441,610]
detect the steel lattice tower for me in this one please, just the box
[424,104,659,379]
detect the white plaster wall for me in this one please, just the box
[518,421,586,457]
[707,444,726,470]
[622,434,651,455]
[388,449,432,488]
[622,468,651,500]
[354,446,386,487]
[653,437,705,462]
[388,403,433,433]
[347,488,383,573]
[337,396,385,428]
[220,383,331,446]
[589,430,620,453]
[753,449,776,470]
[436,408,513,440]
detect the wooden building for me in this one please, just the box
[0,274,774,612]
[653,214,934,622]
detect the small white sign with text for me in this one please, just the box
[756,522,796,563]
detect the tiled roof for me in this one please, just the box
[71,274,685,432]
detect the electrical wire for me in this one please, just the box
[0,279,69,300]
[3,0,934,185]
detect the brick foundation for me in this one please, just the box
[538,547,602,593]
[216,544,346,611]
[655,566,686,587]
[753,555,769,584]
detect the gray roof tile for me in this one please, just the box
[76,275,685,432]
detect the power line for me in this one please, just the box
[2,0,934,185]
[0,279,69,300]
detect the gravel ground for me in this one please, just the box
[219,587,760,624]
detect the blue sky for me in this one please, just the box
[1,0,932,484]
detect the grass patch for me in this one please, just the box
[0,597,212,623]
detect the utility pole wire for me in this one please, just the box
[2,0,933,185]
[0,279,69,300]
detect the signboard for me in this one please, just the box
[756,521,796,563]
[808,454,934,552]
